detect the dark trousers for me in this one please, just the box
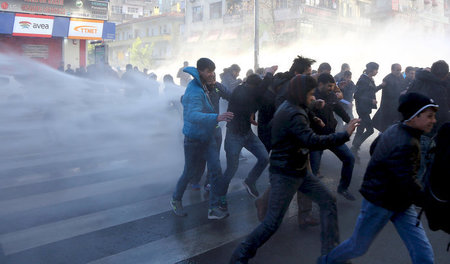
[230,172,339,262]
[352,111,374,150]
[310,143,355,191]
[173,135,222,209]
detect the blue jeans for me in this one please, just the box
[191,126,222,185]
[322,199,434,264]
[310,143,354,191]
[230,172,339,262]
[220,130,269,196]
[173,136,223,209]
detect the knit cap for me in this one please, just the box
[398,92,439,121]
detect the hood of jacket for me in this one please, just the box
[183,66,203,88]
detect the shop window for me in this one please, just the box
[193,6,203,22]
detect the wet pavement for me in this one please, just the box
[0,140,448,264]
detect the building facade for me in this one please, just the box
[0,0,115,69]
[108,12,184,68]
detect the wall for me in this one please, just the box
[0,35,62,68]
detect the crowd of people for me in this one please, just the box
[167,56,449,264]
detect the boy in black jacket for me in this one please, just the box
[318,92,438,264]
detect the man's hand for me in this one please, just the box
[250,113,258,126]
[314,99,325,109]
[313,117,325,128]
[346,119,360,136]
[265,65,278,75]
[217,112,234,122]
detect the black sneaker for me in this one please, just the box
[338,189,356,201]
[208,208,229,220]
[170,199,187,216]
[243,179,259,198]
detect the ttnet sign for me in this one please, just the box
[68,18,103,40]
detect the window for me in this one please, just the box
[276,0,288,9]
[112,5,122,14]
[162,25,169,34]
[210,2,222,19]
[127,7,139,14]
[192,6,203,22]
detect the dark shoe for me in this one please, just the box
[338,189,356,201]
[204,183,211,192]
[208,207,229,220]
[170,199,187,217]
[298,215,320,229]
[243,179,259,198]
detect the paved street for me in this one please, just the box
[0,138,448,264]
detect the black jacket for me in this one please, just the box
[408,70,450,133]
[354,74,381,115]
[227,73,272,135]
[372,73,405,132]
[360,123,424,212]
[311,89,350,135]
[269,101,350,178]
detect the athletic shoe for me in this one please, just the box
[208,207,229,220]
[170,199,187,217]
[243,179,259,198]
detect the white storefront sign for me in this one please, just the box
[68,18,103,40]
[13,13,54,38]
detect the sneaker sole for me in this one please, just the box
[243,181,258,198]
[208,213,229,220]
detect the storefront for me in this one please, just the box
[0,0,115,69]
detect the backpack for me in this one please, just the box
[418,123,450,237]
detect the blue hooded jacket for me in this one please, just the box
[181,66,218,141]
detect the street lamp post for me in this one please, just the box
[254,0,259,71]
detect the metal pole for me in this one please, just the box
[254,0,259,71]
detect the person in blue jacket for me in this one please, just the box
[171,58,234,220]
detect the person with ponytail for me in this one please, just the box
[230,75,360,263]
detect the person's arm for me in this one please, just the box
[215,82,232,101]
[332,100,351,123]
[289,113,350,151]
[184,91,218,127]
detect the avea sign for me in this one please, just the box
[13,14,54,38]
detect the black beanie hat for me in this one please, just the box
[398,92,439,121]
